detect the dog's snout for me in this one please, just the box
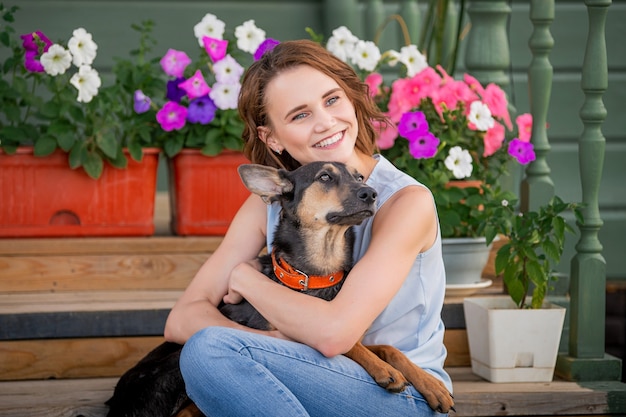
[357,187,377,204]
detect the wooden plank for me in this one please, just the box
[0,253,204,292]
[0,337,163,381]
[444,329,470,368]
[0,236,222,256]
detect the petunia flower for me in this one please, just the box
[508,138,536,164]
[481,83,512,130]
[234,19,266,54]
[351,40,381,72]
[68,28,98,67]
[326,26,358,63]
[193,13,226,47]
[166,77,187,103]
[398,44,428,77]
[407,132,440,159]
[468,100,495,131]
[160,49,191,78]
[373,119,398,150]
[133,90,151,114]
[209,82,240,110]
[20,31,52,52]
[516,113,533,142]
[444,146,474,179]
[202,36,228,62]
[212,55,244,85]
[187,96,218,124]
[178,70,211,100]
[364,72,383,98]
[483,122,505,157]
[156,101,188,131]
[40,44,72,76]
[24,50,45,73]
[398,111,430,141]
[69,65,101,103]
[254,38,280,61]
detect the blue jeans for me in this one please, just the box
[179,327,447,417]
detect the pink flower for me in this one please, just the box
[156,101,188,131]
[516,113,533,142]
[202,36,228,62]
[160,49,191,78]
[483,122,505,157]
[365,73,383,98]
[481,84,512,130]
[178,70,211,100]
[463,73,486,97]
[372,119,397,150]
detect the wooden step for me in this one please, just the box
[1,367,624,417]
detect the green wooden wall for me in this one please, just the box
[6,0,625,282]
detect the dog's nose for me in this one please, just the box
[357,187,377,204]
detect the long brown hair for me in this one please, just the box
[238,39,386,170]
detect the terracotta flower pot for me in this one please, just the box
[0,147,160,237]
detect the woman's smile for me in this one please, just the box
[313,131,344,149]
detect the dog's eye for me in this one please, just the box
[356,174,365,182]
[319,173,332,182]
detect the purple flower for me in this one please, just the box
[202,36,228,62]
[254,38,280,61]
[178,70,211,100]
[166,77,186,103]
[398,111,430,141]
[508,138,536,164]
[156,101,188,131]
[160,49,191,78]
[408,132,440,159]
[133,90,151,114]
[20,31,52,52]
[24,50,45,73]
[187,96,217,124]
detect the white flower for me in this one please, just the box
[468,101,495,131]
[501,199,509,207]
[351,40,381,72]
[193,13,226,46]
[209,82,241,110]
[385,49,401,67]
[70,65,101,103]
[444,146,473,179]
[326,26,359,62]
[213,55,244,84]
[398,44,428,77]
[234,20,265,54]
[68,28,97,67]
[40,44,72,76]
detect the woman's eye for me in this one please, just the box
[292,112,306,121]
[326,96,339,106]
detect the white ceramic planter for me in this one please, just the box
[463,296,566,382]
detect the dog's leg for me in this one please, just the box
[343,342,409,392]
[365,344,455,413]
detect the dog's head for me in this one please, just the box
[238,161,377,227]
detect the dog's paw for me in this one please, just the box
[416,376,455,413]
[374,367,410,393]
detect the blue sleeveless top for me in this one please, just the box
[266,155,452,392]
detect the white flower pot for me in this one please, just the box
[442,237,492,285]
[463,296,566,382]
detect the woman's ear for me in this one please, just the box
[257,126,283,154]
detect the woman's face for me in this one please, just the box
[259,65,359,166]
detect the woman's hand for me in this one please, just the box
[223,258,263,305]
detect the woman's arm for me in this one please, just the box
[228,185,438,356]
[163,193,269,344]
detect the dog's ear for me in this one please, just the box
[238,164,294,204]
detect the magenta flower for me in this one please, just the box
[156,101,188,131]
[160,49,191,78]
[398,111,429,141]
[133,90,151,114]
[254,38,280,61]
[508,138,536,164]
[187,96,218,124]
[20,31,52,51]
[408,132,440,159]
[178,70,211,100]
[202,36,228,62]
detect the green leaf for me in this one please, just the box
[33,136,57,156]
[69,143,85,169]
[96,130,119,159]
[201,140,223,156]
[164,138,184,158]
[83,151,104,179]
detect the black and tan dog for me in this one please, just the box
[106,161,454,417]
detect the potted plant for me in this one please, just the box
[0,4,161,237]
[131,14,281,235]
[463,195,583,382]
[320,25,536,287]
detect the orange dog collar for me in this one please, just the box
[271,252,345,291]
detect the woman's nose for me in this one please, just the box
[314,108,336,132]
